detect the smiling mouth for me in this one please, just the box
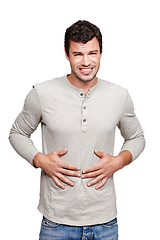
[79,67,94,74]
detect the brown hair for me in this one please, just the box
[64,20,102,56]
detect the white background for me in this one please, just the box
[1,0,160,239]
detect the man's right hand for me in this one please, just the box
[33,149,81,189]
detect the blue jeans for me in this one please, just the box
[39,217,118,240]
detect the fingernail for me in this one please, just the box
[87,183,90,187]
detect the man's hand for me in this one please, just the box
[33,149,81,189]
[82,150,132,190]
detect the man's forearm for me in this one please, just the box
[116,150,132,170]
[9,133,40,166]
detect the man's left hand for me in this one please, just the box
[81,150,122,190]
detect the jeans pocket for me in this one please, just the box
[42,217,60,228]
[102,218,118,228]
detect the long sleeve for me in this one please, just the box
[118,92,145,160]
[9,87,42,166]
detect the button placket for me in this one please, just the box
[81,99,88,132]
[76,89,88,132]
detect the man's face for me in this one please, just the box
[66,37,102,82]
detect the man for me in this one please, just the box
[9,20,145,240]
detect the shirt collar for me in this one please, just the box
[64,75,100,98]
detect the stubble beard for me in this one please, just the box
[71,65,99,83]
[73,71,97,82]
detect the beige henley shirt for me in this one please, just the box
[9,75,145,226]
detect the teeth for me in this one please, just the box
[80,68,92,71]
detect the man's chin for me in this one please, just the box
[76,74,97,82]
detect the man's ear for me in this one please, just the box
[64,48,69,61]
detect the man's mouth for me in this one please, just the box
[79,67,94,75]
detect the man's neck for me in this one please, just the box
[67,74,98,96]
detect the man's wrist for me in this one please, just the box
[33,152,45,168]
[116,150,132,170]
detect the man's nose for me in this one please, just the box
[82,55,91,66]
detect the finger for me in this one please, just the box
[55,148,68,157]
[94,149,105,158]
[87,175,103,187]
[81,169,101,179]
[52,176,66,189]
[57,173,75,187]
[95,178,108,190]
[82,164,100,174]
[61,168,81,177]
[62,161,80,171]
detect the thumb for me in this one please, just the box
[56,148,68,157]
[94,150,105,158]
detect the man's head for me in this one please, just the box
[64,20,103,83]
[64,20,102,57]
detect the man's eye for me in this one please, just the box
[73,53,81,56]
[90,52,97,55]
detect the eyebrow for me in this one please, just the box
[72,50,99,55]
[72,52,82,55]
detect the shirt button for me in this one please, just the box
[84,106,86,110]
[83,119,86,122]
[80,93,83,96]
